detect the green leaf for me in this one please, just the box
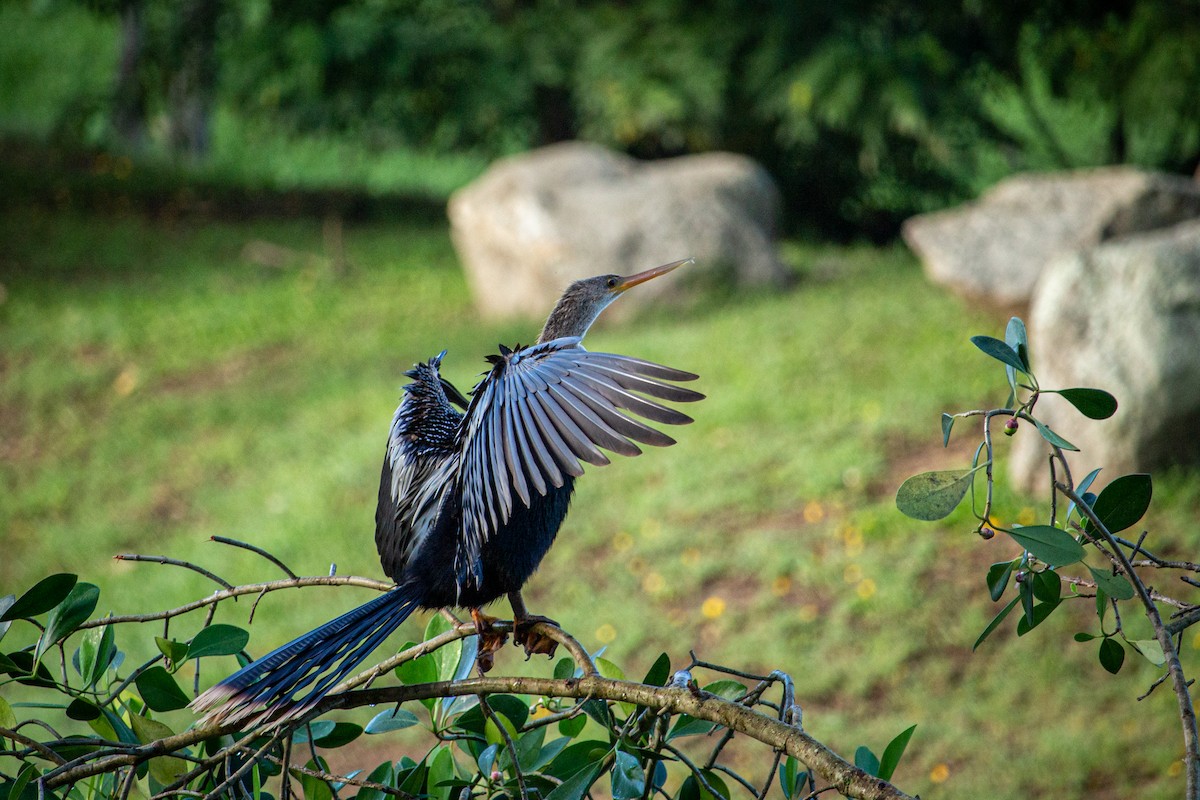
[2,574,77,621]
[66,698,102,721]
[1005,525,1085,567]
[971,335,1026,372]
[974,596,1020,651]
[1131,639,1167,667]
[595,657,625,681]
[129,714,189,785]
[80,622,116,689]
[424,614,461,683]
[427,745,455,800]
[545,760,605,800]
[1087,473,1153,536]
[1054,388,1118,420]
[878,724,916,782]
[136,665,191,712]
[895,467,981,521]
[1099,637,1125,674]
[187,624,250,659]
[0,595,14,645]
[1074,632,1097,642]
[1032,418,1079,451]
[314,722,362,749]
[37,582,99,661]
[986,561,1017,602]
[1087,566,1135,601]
[854,745,880,777]
[365,707,419,734]
[1031,569,1062,604]
[940,413,954,447]
[1067,469,1103,522]
[553,657,576,680]
[668,714,718,740]
[396,643,439,686]
[1004,317,1030,396]
[1016,602,1059,635]
[558,711,588,738]
[155,637,189,668]
[0,695,16,728]
[642,652,671,687]
[611,749,646,800]
[779,757,806,799]
[356,761,398,800]
[9,763,39,800]
[513,724,548,771]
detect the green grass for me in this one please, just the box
[2,207,1197,798]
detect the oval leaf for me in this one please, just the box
[187,624,250,659]
[136,665,191,712]
[314,722,362,749]
[365,707,419,734]
[940,413,955,447]
[2,574,78,621]
[878,724,917,782]
[1006,525,1085,567]
[854,746,880,777]
[1033,419,1078,451]
[895,467,979,521]
[1087,566,1135,601]
[986,561,1017,602]
[1087,473,1152,536]
[37,582,100,661]
[974,596,1020,651]
[611,749,645,800]
[1056,388,1117,420]
[970,335,1026,372]
[1132,639,1167,667]
[1099,637,1125,674]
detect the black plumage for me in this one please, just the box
[193,259,702,726]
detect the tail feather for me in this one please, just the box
[192,587,420,727]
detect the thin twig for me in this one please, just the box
[113,554,234,590]
[210,536,298,579]
[78,575,393,629]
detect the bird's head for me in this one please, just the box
[537,258,692,343]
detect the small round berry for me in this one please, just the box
[978,526,995,540]
[1003,418,1019,436]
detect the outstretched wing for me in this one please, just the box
[375,352,464,582]
[454,336,703,590]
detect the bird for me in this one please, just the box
[193,258,703,726]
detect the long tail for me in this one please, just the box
[192,586,421,727]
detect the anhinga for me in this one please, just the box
[193,258,703,726]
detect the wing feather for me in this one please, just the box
[453,338,702,592]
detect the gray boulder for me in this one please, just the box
[903,167,1200,308]
[1009,219,1200,492]
[447,142,788,320]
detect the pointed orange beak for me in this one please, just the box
[613,258,693,293]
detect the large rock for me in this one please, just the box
[903,167,1200,308]
[447,142,787,320]
[1009,219,1200,492]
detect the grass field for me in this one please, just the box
[2,203,1198,798]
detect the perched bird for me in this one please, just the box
[193,258,703,725]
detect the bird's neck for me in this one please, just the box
[536,295,602,343]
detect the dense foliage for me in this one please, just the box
[17,0,1200,236]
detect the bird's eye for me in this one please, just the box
[606,277,618,288]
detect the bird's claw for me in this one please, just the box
[513,614,560,659]
[471,609,508,673]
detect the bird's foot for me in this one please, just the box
[470,608,508,673]
[513,614,560,659]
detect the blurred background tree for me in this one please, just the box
[3,0,1197,238]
